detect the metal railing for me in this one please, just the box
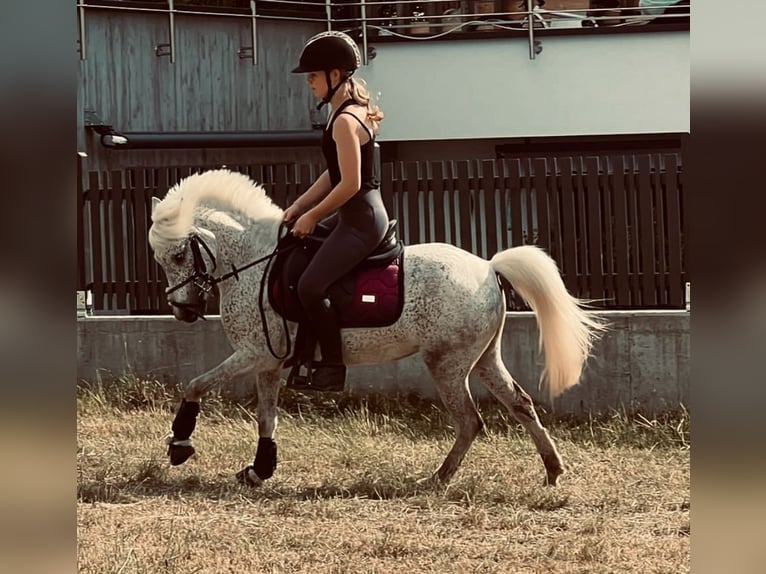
[77,1,690,62]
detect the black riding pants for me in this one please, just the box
[297,189,388,315]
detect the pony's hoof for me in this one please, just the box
[416,474,445,489]
[544,466,565,486]
[236,465,263,487]
[167,442,196,466]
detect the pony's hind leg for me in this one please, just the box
[474,338,565,486]
[423,350,484,484]
[237,369,281,486]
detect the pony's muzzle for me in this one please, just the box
[169,300,206,323]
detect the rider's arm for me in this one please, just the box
[304,115,361,221]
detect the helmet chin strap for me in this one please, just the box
[316,70,354,110]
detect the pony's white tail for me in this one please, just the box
[490,245,607,400]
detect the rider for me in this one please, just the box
[284,31,390,391]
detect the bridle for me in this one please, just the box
[163,223,298,359]
[165,233,218,300]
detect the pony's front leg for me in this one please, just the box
[166,349,256,466]
[237,369,282,486]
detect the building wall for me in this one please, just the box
[359,30,689,141]
[77,7,688,171]
[78,6,325,172]
[77,311,689,416]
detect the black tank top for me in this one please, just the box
[321,99,378,197]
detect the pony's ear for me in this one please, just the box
[151,196,161,215]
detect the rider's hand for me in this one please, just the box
[292,211,319,238]
[283,202,302,223]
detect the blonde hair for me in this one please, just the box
[349,77,384,131]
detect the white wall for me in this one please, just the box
[358,31,689,142]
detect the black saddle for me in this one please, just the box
[303,218,402,265]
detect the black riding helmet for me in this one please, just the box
[292,31,362,109]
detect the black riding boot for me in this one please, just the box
[308,298,346,392]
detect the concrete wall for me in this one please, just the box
[77,311,689,415]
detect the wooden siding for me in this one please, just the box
[78,7,324,172]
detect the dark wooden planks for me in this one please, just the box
[79,154,687,313]
[585,157,604,303]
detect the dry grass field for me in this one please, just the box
[77,378,689,574]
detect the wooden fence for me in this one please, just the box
[77,153,687,313]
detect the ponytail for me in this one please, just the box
[348,77,384,132]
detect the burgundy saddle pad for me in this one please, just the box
[268,239,404,328]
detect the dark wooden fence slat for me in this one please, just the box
[430,161,446,244]
[405,161,421,245]
[576,161,591,298]
[110,171,128,310]
[533,158,550,253]
[585,157,604,302]
[546,171,562,264]
[143,169,160,311]
[100,172,114,310]
[482,159,499,258]
[610,155,631,306]
[456,161,472,253]
[381,162,395,220]
[155,168,171,312]
[625,160,641,305]
[497,160,509,251]
[508,159,524,248]
[522,160,535,248]
[394,162,406,243]
[599,160,614,304]
[77,156,87,290]
[133,172,151,312]
[558,158,579,295]
[663,154,683,306]
[443,160,457,244]
[88,171,105,311]
[636,155,657,306]
[651,155,668,304]
[124,169,138,311]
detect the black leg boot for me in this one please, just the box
[308,298,346,392]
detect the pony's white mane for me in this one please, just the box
[149,169,283,249]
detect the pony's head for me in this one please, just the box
[148,169,281,322]
[150,209,216,322]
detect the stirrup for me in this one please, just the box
[285,360,346,392]
[311,363,346,392]
[285,360,314,390]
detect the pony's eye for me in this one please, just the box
[173,250,185,263]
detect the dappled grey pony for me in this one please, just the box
[149,169,604,487]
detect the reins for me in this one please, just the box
[164,221,298,360]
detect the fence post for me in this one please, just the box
[77,152,88,292]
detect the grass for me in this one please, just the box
[77,376,689,573]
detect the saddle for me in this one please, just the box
[267,219,405,329]
[266,219,404,389]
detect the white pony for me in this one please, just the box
[149,169,605,486]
